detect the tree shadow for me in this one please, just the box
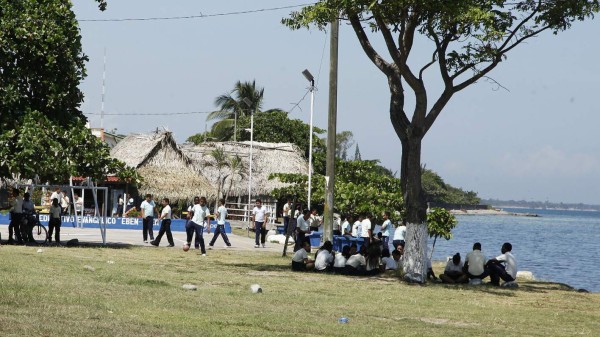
[222,262,292,272]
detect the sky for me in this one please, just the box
[73,1,600,205]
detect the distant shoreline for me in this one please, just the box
[449,209,540,217]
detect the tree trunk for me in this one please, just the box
[399,136,429,283]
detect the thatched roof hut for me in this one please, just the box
[110,131,216,201]
[180,141,308,198]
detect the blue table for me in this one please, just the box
[333,235,365,252]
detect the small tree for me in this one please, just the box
[426,207,458,259]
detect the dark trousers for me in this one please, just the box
[186,221,206,253]
[392,240,405,249]
[9,213,23,243]
[486,263,515,285]
[209,224,231,246]
[154,219,173,245]
[294,231,306,252]
[48,218,61,243]
[283,216,290,235]
[254,221,266,245]
[142,216,154,241]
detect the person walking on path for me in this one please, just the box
[151,198,174,247]
[186,196,210,255]
[48,198,62,245]
[209,199,232,248]
[251,199,269,248]
[282,199,292,236]
[140,194,158,243]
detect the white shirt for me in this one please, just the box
[465,250,486,276]
[140,200,156,217]
[333,253,347,268]
[292,248,309,263]
[394,225,407,241]
[217,205,227,224]
[444,259,464,273]
[296,215,310,232]
[74,197,83,212]
[253,206,268,222]
[11,196,23,213]
[283,203,291,217]
[50,191,61,203]
[360,219,371,238]
[381,219,393,237]
[346,254,366,269]
[496,252,517,279]
[61,195,69,208]
[161,205,172,220]
[382,256,397,270]
[314,249,334,271]
[351,221,361,237]
[191,204,210,226]
[341,220,350,235]
[333,218,340,231]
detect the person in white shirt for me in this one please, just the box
[485,242,517,286]
[294,210,311,252]
[308,208,321,232]
[151,198,174,247]
[314,241,334,272]
[61,190,70,215]
[209,199,232,248]
[186,196,211,255]
[251,199,269,248]
[282,199,292,235]
[464,242,486,279]
[440,253,468,284]
[351,215,363,238]
[380,211,393,249]
[341,215,352,236]
[381,249,398,271]
[360,213,372,246]
[333,245,351,274]
[291,240,314,271]
[345,246,366,275]
[393,222,407,249]
[73,193,84,215]
[116,194,124,217]
[48,197,62,245]
[140,194,158,243]
[9,189,24,244]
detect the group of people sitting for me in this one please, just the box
[291,238,404,276]
[438,242,518,287]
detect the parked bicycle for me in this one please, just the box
[21,211,48,245]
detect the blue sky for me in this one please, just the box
[73,1,600,205]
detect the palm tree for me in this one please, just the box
[207,80,264,141]
[204,148,247,209]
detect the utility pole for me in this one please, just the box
[323,17,339,242]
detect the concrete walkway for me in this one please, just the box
[0,224,291,253]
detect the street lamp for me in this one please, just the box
[302,69,315,210]
[243,97,254,221]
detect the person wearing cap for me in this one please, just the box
[440,253,469,284]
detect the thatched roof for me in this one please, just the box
[180,141,308,197]
[111,132,216,201]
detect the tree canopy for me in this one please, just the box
[284,0,598,282]
[0,0,126,183]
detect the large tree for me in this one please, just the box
[284,0,598,282]
[0,0,124,183]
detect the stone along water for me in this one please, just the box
[429,208,600,292]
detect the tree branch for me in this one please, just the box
[347,13,394,76]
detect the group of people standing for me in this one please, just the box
[7,188,64,245]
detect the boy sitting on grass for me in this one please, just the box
[292,240,314,272]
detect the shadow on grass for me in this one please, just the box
[222,262,291,272]
[1,239,137,250]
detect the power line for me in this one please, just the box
[84,111,210,116]
[79,3,315,22]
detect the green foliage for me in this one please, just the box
[0,0,123,182]
[421,168,480,205]
[186,132,213,145]
[270,159,403,222]
[427,207,458,241]
[335,131,354,160]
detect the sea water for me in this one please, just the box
[429,208,600,292]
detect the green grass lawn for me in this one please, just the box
[0,244,598,337]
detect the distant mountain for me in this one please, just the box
[480,199,600,211]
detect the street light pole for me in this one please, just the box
[302,69,315,210]
[243,98,255,221]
